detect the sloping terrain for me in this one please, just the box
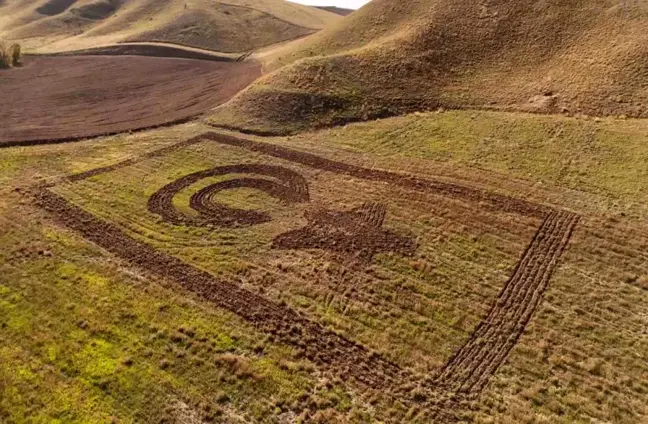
[315,6,354,16]
[0,0,341,52]
[209,0,648,134]
[1,1,647,423]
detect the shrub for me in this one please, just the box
[11,43,22,66]
[0,40,22,69]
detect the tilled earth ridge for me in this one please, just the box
[30,132,581,421]
[272,202,417,262]
[200,133,551,219]
[426,210,580,420]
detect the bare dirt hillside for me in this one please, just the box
[210,0,648,134]
[0,0,341,52]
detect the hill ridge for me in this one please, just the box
[209,0,648,134]
[315,6,354,16]
[0,0,342,53]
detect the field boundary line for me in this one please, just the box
[28,131,581,421]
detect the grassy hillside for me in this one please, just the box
[209,0,648,134]
[1,110,647,422]
[0,0,342,53]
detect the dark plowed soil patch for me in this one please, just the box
[36,0,77,15]
[0,56,260,147]
[273,202,416,262]
[30,132,581,421]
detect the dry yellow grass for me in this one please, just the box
[0,0,342,53]
[210,0,648,134]
[0,40,10,68]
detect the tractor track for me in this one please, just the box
[199,132,551,219]
[432,211,579,388]
[29,132,580,421]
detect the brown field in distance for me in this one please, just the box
[0,55,260,146]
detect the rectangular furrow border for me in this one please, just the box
[28,132,580,421]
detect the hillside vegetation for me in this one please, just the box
[209,0,648,134]
[0,0,341,53]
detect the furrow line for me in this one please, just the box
[430,211,578,396]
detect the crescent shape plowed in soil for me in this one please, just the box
[148,164,309,228]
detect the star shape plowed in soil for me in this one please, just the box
[272,202,416,261]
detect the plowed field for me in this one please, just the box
[0,56,260,146]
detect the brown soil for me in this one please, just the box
[33,186,406,389]
[0,56,261,147]
[273,203,416,262]
[434,210,581,392]
[30,132,581,421]
[148,164,309,228]
[427,210,580,420]
[199,133,551,219]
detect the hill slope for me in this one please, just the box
[209,0,648,134]
[0,0,341,52]
[315,6,354,16]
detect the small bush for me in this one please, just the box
[11,43,22,66]
[0,40,22,69]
